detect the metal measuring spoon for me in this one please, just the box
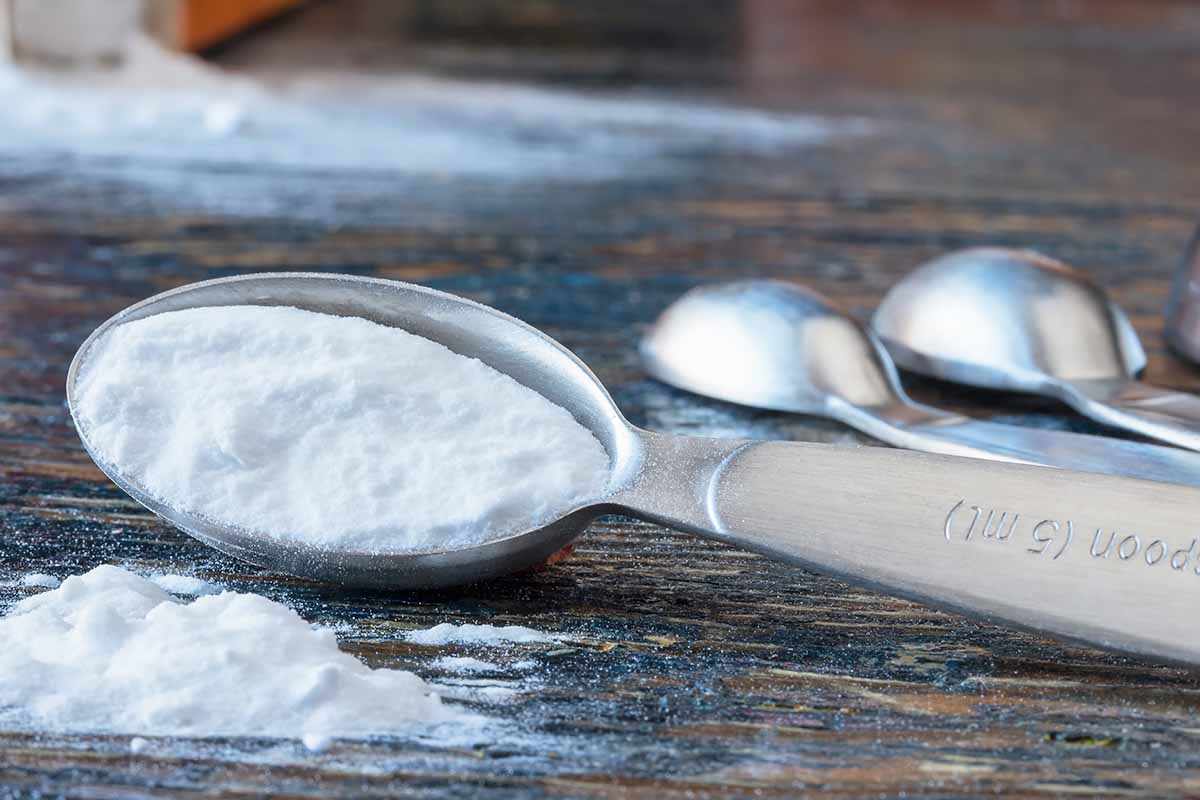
[68,273,1200,666]
[640,279,1200,485]
[873,247,1200,452]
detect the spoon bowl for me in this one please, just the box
[874,248,1200,451]
[640,280,904,416]
[68,273,640,588]
[872,248,1146,393]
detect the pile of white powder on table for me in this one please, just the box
[72,305,611,553]
[0,565,466,749]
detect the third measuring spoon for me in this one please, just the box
[873,247,1200,451]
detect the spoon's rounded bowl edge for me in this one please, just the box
[66,271,638,588]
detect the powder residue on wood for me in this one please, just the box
[0,35,860,179]
[431,656,504,673]
[406,623,558,645]
[18,573,61,589]
[148,573,222,596]
[0,35,868,221]
[0,565,468,746]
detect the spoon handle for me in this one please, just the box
[621,432,1200,666]
[1060,379,1200,452]
[841,400,1200,487]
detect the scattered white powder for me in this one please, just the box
[301,732,334,753]
[432,684,522,705]
[0,35,868,220]
[73,305,611,553]
[0,35,859,180]
[432,656,502,673]
[0,565,465,745]
[406,623,557,645]
[148,574,221,596]
[19,573,60,589]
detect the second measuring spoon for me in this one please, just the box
[873,247,1200,452]
[640,279,1200,484]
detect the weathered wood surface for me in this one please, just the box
[5,2,1200,797]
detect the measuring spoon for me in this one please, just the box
[639,279,1200,485]
[68,273,1200,666]
[873,247,1200,451]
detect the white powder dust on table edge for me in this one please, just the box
[432,683,523,706]
[0,565,475,747]
[18,572,60,589]
[406,623,558,645]
[148,573,222,596]
[10,570,219,596]
[431,656,504,673]
[73,305,611,554]
[0,33,869,189]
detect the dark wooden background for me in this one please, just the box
[4,1,1200,797]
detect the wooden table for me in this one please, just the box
[4,2,1200,796]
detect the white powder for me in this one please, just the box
[18,572,60,589]
[432,656,502,673]
[148,573,221,596]
[406,623,557,645]
[73,305,610,553]
[433,684,522,705]
[0,565,466,745]
[0,35,858,181]
[0,34,867,222]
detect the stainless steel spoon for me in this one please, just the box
[68,273,1200,666]
[873,247,1200,451]
[640,279,1200,485]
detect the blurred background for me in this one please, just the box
[2,0,1197,227]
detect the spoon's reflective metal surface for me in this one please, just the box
[873,247,1200,452]
[1166,223,1200,364]
[640,280,1200,485]
[69,273,1200,666]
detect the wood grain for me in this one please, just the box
[3,1,1200,797]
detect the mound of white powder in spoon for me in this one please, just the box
[0,565,465,748]
[72,305,610,552]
